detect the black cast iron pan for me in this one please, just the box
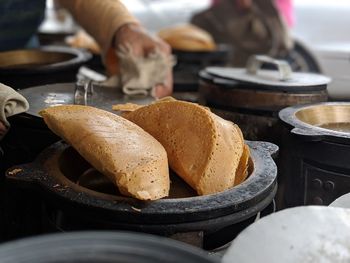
[6,140,278,229]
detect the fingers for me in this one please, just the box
[115,23,172,57]
[154,69,173,98]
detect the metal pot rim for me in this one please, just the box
[6,140,278,223]
[0,46,92,74]
[279,102,350,141]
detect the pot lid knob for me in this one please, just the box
[246,55,292,81]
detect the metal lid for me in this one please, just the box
[223,206,350,263]
[204,55,331,92]
[0,231,219,263]
[19,82,154,118]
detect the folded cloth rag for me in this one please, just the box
[102,44,174,96]
[0,83,29,137]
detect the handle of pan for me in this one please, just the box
[246,140,279,160]
[74,79,94,105]
[246,55,292,81]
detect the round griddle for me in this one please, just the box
[18,83,155,118]
[203,55,331,92]
[0,231,219,263]
[0,46,92,89]
[223,206,350,263]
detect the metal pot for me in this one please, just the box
[0,231,219,263]
[0,46,92,89]
[173,44,231,92]
[199,55,330,143]
[6,140,278,249]
[278,102,350,208]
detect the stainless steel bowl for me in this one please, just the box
[279,102,350,141]
[295,104,350,133]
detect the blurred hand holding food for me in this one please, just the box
[60,0,173,98]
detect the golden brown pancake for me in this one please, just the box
[118,99,246,195]
[40,105,170,200]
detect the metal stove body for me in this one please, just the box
[279,102,350,207]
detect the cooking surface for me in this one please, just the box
[67,147,198,199]
[295,104,350,133]
[19,83,154,117]
[205,67,330,91]
[0,50,75,70]
[6,140,277,223]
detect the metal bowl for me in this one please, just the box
[295,103,350,133]
[0,49,74,70]
[0,46,91,89]
[279,102,350,142]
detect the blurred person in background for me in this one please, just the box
[0,0,173,98]
[191,0,294,66]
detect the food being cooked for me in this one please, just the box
[66,30,101,54]
[158,24,217,52]
[234,144,250,186]
[40,105,170,201]
[114,99,247,195]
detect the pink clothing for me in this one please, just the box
[211,0,221,5]
[275,0,295,27]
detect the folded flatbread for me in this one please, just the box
[115,99,247,195]
[40,105,170,200]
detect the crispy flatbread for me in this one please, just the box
[40,105,170,200]
[118,99,246,195]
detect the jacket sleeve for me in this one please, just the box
[58,0,139,56]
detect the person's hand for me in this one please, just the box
[0,121,7,139]
[113,23,173,98]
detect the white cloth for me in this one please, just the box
[102,44,173,96]
[0,83,29,128]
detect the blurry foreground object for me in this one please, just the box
[223,206,350,263]
[0,231,218,263]
[158,24,216,52]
